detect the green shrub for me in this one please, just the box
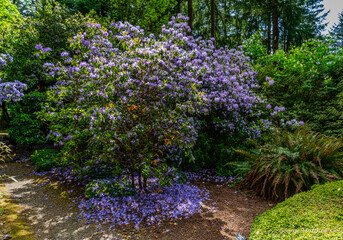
[85,179,137,199]
[250,180,343,239]
[3,0,95,145]
[8,91,47,145]
[244,36,343,137]
[3,0,94,90]
[30,149,60,172]
[234,126,343,201]
[184,129,253,176]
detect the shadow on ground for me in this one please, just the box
[1,161,271,240]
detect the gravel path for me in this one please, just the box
[1,162,136,240]
[1,159,272,240]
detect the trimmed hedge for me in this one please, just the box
[250,180,343,239]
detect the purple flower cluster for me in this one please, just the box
[35,44,52,53]
[0,54,27,105]
[0,53,13,66]
[0,80,27,104]
[281,119,304,127]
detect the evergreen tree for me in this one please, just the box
[330,11,343,48]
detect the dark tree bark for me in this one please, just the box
[188,0,193,34]
[211,0,215,47]
[267,12,272,54]
[1,102,10,124]
[272,0,279,53]
[176,0,182,14]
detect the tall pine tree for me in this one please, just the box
[330,10,343,48]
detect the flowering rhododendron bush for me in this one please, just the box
[41,14,274,184]
[38,15,284,226]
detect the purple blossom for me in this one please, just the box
[35,44,43,50]
[61,51,69,57]
[42,47,52,53]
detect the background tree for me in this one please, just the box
[210,0,215,43]
[1,0,94,145]
[188,0,193,33]
[330,10,343,48]
[57,0,177,34]
[0,0,22,52]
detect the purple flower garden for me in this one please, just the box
[1,1,343,238]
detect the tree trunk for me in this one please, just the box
[176,0,182,14]
[188,0,193,34]
[211,0,216,47]
[272,0,279,53]
[267,12,272,54]
[126,0,131,21]
[1,102,10,124]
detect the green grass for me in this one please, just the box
[250,180,343,239]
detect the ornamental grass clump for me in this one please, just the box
[39,14,276,191]
[235,126,343,202]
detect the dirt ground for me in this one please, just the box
[0,152,273,240]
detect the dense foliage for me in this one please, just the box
[1,0,95,144]
[30,148,60,171]
[250,180,343,239]
[245,35,343,137]
[0,0,22,52]
[3,0,94,89]
[8,91,47,145]
[58,0,178,35]
[235,126,343,201]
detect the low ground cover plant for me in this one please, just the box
[30,148,60,172]
[234,126,343,201]
[250,180,343,239]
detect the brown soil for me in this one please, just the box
[1,158,273,240]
